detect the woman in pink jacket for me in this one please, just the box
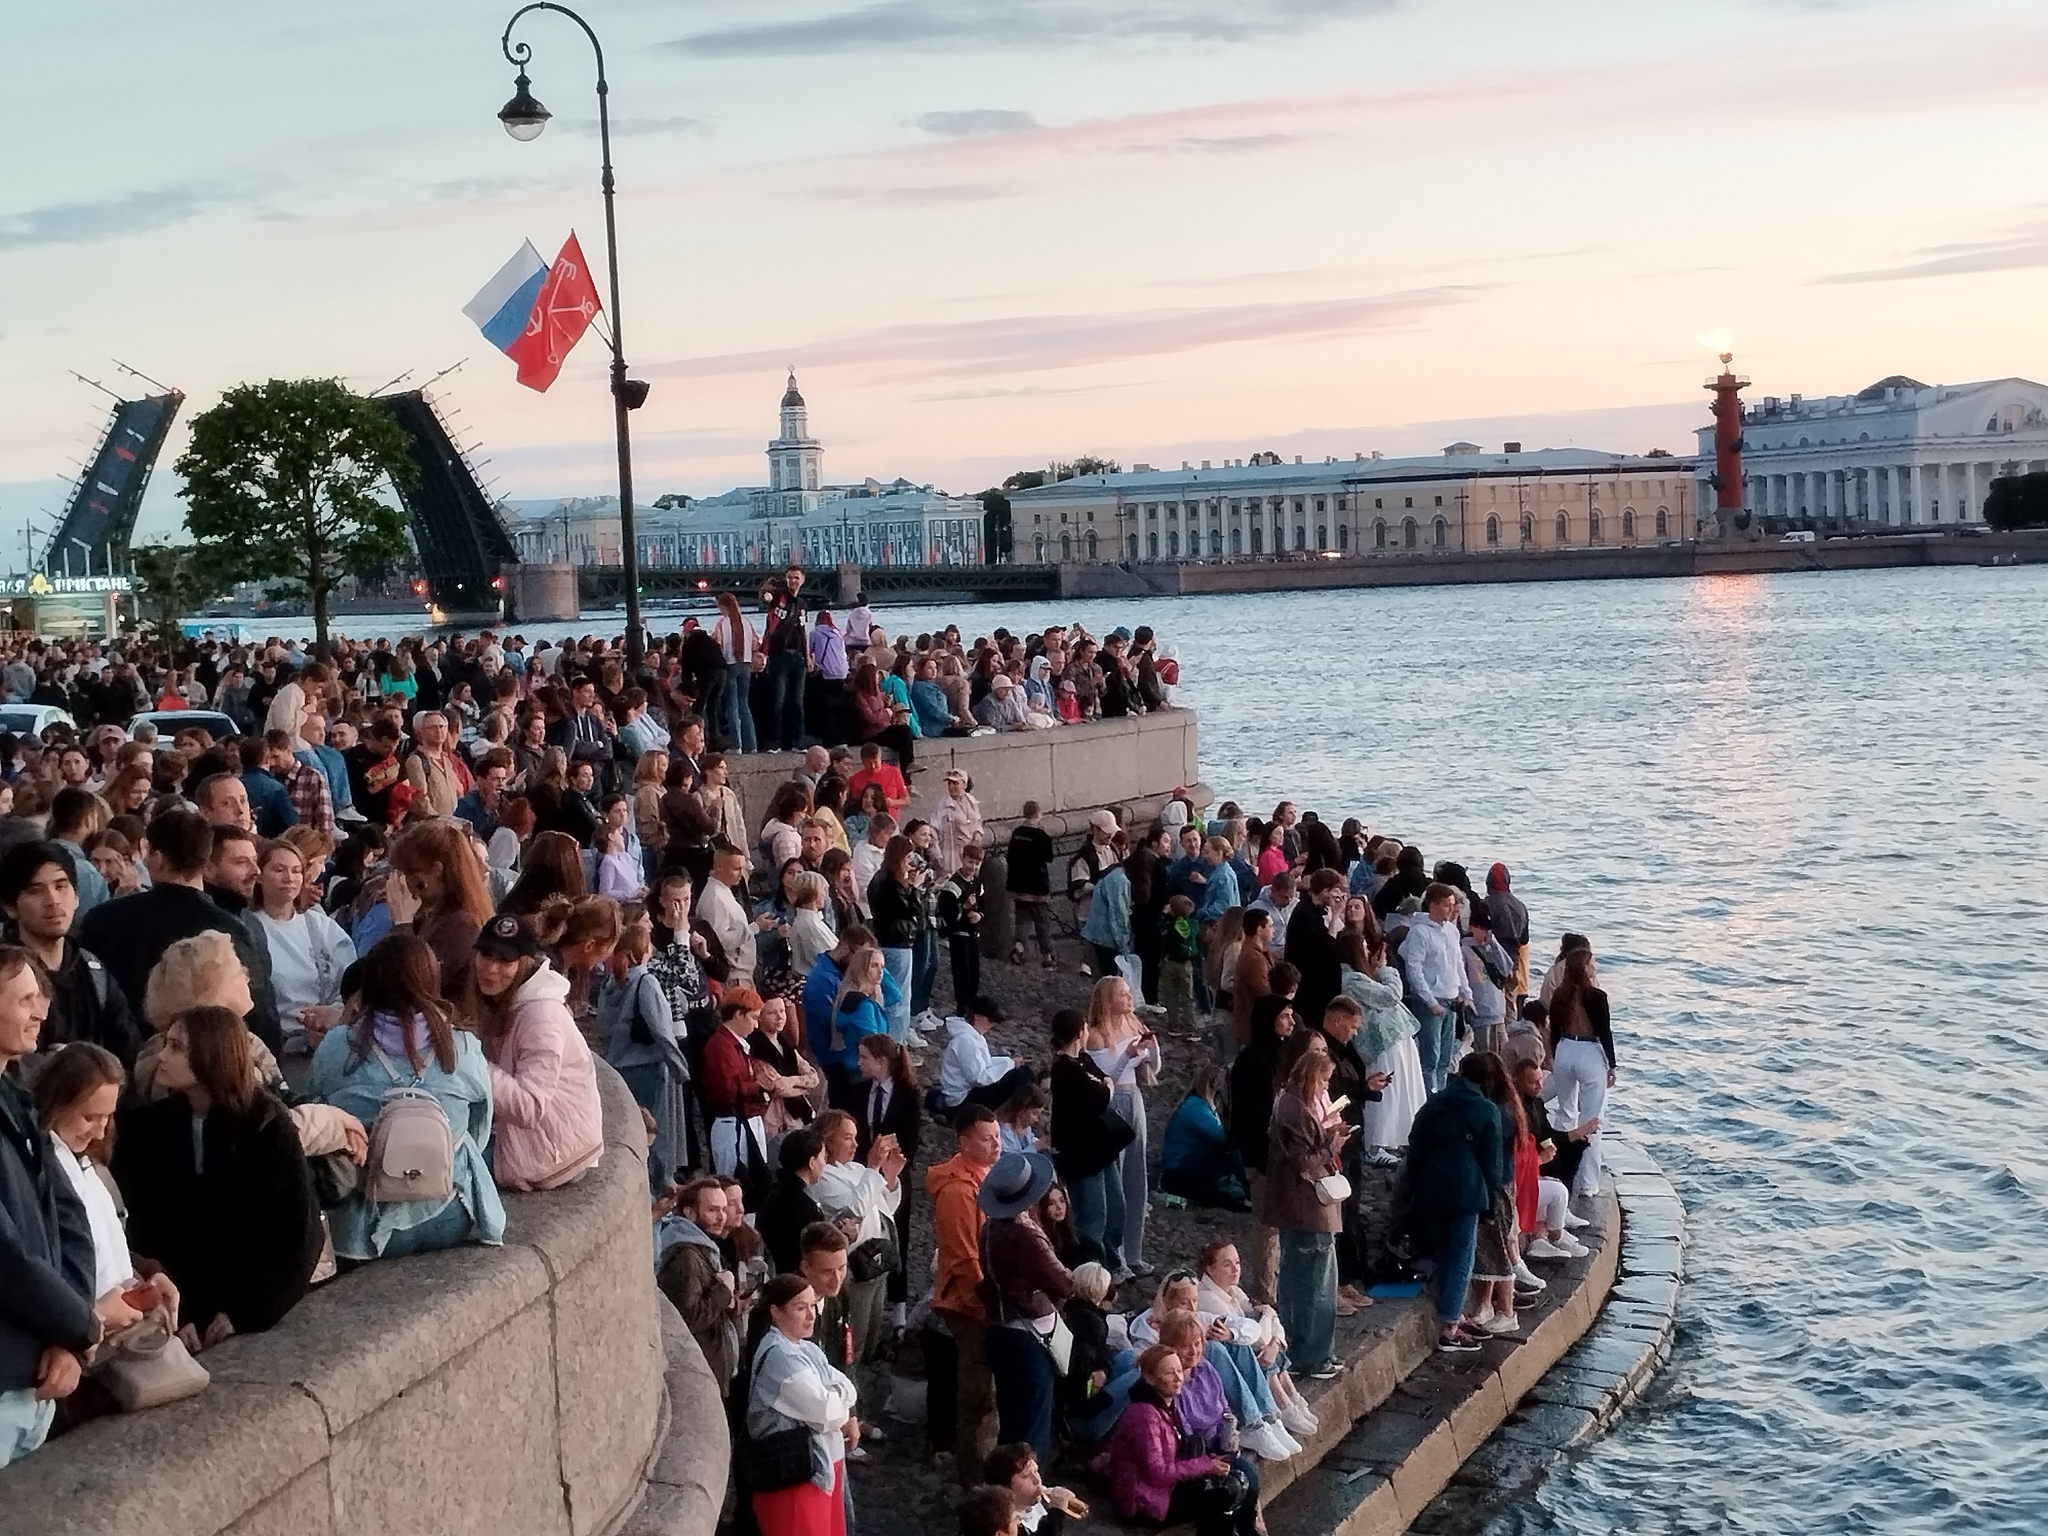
[1108,1344,1261,1535]
[468,914,604,1192]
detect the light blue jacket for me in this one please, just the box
[307,1021,506,1260]
[1194,860,1239,924]
[828,970,901,1071]
[1080,866,1132,952]
[597,964,686,1078]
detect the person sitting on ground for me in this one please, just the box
[1127,1270,1298,1461]
[1154,1308,1267,1521]
[1513,1055,1593,1261]
[1107,1344,1260,1536]
[936,996,1035,1117]
[307,934,505,1262]
[113,1004,324,1353]
[1195,1238,1319,1441]
[654,1177,740,1394]
[983,1442,1085,1536]
[465,913,603,1193]
[1159,1063,1251,1212]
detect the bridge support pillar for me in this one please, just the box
[508,562,580,623]
[835,563,860,606]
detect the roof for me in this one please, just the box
[780,371,805,409]
[1856,375,1929,400]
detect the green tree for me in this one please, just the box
[1984,472,2048,531]
[175,378,417,656]
[1066,454,1121,478]
[130,543,232,643]
[979,489,1013,563]
[1001,468,1048,492]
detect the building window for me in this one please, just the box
[1294,525,1307,549]
[1374,498,1383,510]
[1404,496,1413,509]
[1434,495,1443,508]
[1486,514,1501,546]
[1086,510,1095,523]
[1250,525,1264,554]
[1373,520,1387,549]
[1655,507,1669,537]
[1555,512,1569,543]
[1519,513,1533,545]
[1433,516,1447,548]
[1337,523,1349,550]
[1315,523,1327,549]
[1230,527,1243,554]
[1314,497,1326,514]
[1059,512,1068,524]
[1292,498,1305,515]
[1033,513,1043,526]
[1147,532,1159,558]
[1589,511,1603,543]
[1403,517,1418,548]
[1622,509,1637,541]
[1086,531,1098,559]
[1167,530,1179,557]
[1230,500,1241,514]
[1146,505,1158,520]
[1060,533,1072,561]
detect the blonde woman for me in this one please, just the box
[827,945,895,1076]
[135,931,365,1162]
[250,839,356,1052]
[632,749,669,883]
[787,871,837,976]
[1085,975,1161,1278]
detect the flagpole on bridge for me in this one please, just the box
[497,2,650,671]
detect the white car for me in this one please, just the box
[0,704,78,740]
[127,710,245,747]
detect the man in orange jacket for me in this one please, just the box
[925,1103,1001,1481]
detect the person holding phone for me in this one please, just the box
[1085,976,1161,1281]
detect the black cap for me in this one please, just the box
[474,913,541,961]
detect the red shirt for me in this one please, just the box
[701,1026,768,1118]
[848,763,907,807]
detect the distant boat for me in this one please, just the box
[1979,552,2023,568]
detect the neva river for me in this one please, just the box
[277,565,2048,1531]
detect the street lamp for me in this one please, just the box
[497,2,649,670]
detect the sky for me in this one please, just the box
[7,0,2048,551]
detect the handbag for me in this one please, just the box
[93,1322,210,1412]
[1312,1172,1353,1206]
[1042,1311,1075,1375]
[740,1424,816,1492]
[848,1217,899,1283]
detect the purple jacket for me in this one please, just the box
[1174,1359,1235,1454]
[1109,1387,1218,1523]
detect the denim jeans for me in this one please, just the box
[1207,1340,1279,1423]
[1411,999,1459,1095]
[1066,1163,1126,1272]
[984,1323,1057,1463]
[1433,1212,1480,1327]
[880,947,913,1040]
[724,661,758,753]
[0,1389,53,1470]
[1277,1229,1338,1373]
[764,650,807,751]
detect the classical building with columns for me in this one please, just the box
[1697,375,2048,529]
[1006,445,1696,562]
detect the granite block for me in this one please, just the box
[222,1465,333,1536]
[554,1226,666,1536]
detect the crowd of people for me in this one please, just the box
[0,606,1620,1536]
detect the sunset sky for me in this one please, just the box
[7,0,2048,546]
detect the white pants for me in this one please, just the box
[1547,1039,1608,1195]
[1537,1176,1571,1236]
[710,1115,766,1178]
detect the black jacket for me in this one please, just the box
[1314,1025,1383,1131]
[852,1075,921,1169]
[1284,899,1342,1028]
[1522,1090,1586,1192]
[1227,1036,1280,1173]
[0,1075,97,1392]
[77,884,283,1055]
[758,1172,827,1275]
[112,1090,322,1337]
[865,871,923,949]
[1004,825,1054,898]
[41,938,142,1069]
[1048,1052,1126,1181]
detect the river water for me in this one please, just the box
[273,564,2048,1531]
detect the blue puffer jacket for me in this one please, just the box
[0,1076,97,1392]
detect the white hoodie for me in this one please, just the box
[937,1015,1014,1108]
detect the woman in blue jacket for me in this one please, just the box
[307,935,505,1262]
[826,946,898,1078]
[1159,1063,1249,1210]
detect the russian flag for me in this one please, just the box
[464,241,550,353]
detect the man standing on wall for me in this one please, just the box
[762,569,811,754]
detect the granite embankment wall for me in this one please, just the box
[727,708,1201,837]
[1056,527,2048,599]
[4,1064,721,1536]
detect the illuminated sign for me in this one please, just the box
[0,574,134,596]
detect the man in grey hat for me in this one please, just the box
[975,1151,1073,1464]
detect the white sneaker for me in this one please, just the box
[1279,1397,1319,1438]
[1242,1419,1298,1461]
[1512,1260,1546,1290]
[914,1010,946,1034]
[1479,1309,1521,1337]
[1468,1305,1499,1330]
[1561,1235,1591,1258]
[1562,1211,1590,1230]
[1523,1237,1574,1261]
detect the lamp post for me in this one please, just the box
[496,2,648,670]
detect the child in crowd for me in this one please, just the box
[937,840,986,1006]
[959,1486,1021,1536]
[1160,893,1200,1034]
[984,1442,1084,1535]
[1005,801,1057,969]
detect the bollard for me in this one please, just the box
[979,849,1013,959]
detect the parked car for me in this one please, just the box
[0,705,78,741]
[128,710,244,747]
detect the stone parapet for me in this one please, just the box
[1,1063,694,1536]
